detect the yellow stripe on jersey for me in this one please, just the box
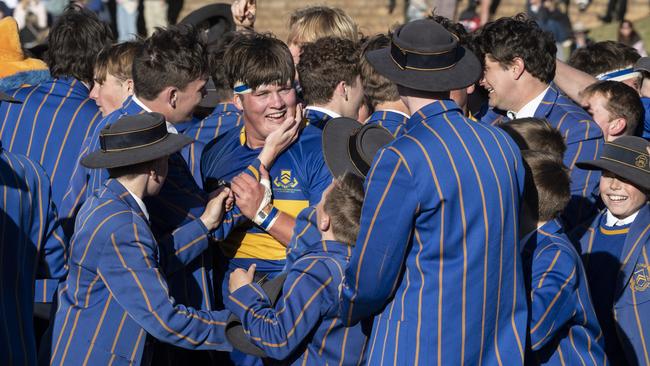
[222,199,310,260]
[599,226,630,236]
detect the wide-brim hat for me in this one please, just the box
[81,113,193,169]
[635,57,650,73]
[322,117,395,178]
[179,3,235,45]
[576,136,650,191]
[225,273,288,357]
[366,18,481,92]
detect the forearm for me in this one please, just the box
[265,212,295,246]
[554,60,597,103]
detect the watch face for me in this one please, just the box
[259,212,268,220]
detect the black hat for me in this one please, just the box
[81,113,193,169]
[635,57,650,74]
[179,3,235,45]
[322,117,395,178]
[366,18,481,92]
[225,273,288,357]
[576,136,650,191]
[0,91,20,103]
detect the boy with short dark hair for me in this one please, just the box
[501,119,606,365]
[519,151,606,365]
[581,80,644,141]
[298,36,365,127]
[226,172,367,365]
[574,136,650,365]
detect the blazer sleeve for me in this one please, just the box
[529,245,579,350]
[59,136,93,236]
[225,258,336,360]
[340,147,418,325]
[97,221,231,351]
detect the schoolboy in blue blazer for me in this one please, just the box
[574,136,650,365]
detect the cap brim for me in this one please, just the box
[576,159,650,191]
[81,133,193,169]
[322,117,365,178]
[366,45,482,92]
[225,274,287,357]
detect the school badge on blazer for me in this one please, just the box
[632,264,650,292]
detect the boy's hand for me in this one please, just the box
[231,0,256,29]
[200,187,231,230]
[229,264,256,293]
[258,104,303,168]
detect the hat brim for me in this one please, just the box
[179,3,235,44]
[0,91,20,103]
[576,159,650,191]
[81,133,193,169]
[366,46,482,92]
[322,118,364,178]
[226,274,288,357]
[635,57,650,73]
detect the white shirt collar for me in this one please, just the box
[508,86,550,120]
[605,209,639,226]
[377,108,410,119]
[124,187,150,221]
[305,105,341,118]
[131,95,177,134]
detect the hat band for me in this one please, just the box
[603,143,650,173]
[348,132,370,176]
[234,81,252,94]
[100,120,169,152]
[390,40,460,71]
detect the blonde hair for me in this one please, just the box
[287,6,359,45]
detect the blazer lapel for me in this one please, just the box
[616,204,650,298]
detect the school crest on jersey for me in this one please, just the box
[274,169,299,193]
[631,263,650,292]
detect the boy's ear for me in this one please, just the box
[609,117,627,136]
[318,212,331,232]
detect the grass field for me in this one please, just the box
[589,15,650,45]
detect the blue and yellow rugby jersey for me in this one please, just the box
[183,103,243,186]
[201,125,332,273]
[365,109,409,137]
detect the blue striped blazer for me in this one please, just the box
[341,100,528,365]
[576,204,650,366]
[304,108,334,129]
[59,96,226,310]
[49,179,231,366]
[0,77,102,210]
[0,143,67,366]
[365,110,409,137]
[182,102,242,186]
[0,77,101,302]
[479,84,604,228]
[521,219,606,365]
[227,240,367,365]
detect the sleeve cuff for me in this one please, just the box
[227,282,268,319]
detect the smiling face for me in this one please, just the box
[600,170,648,219]
[480,55,517,111]
[236,81,297,146]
